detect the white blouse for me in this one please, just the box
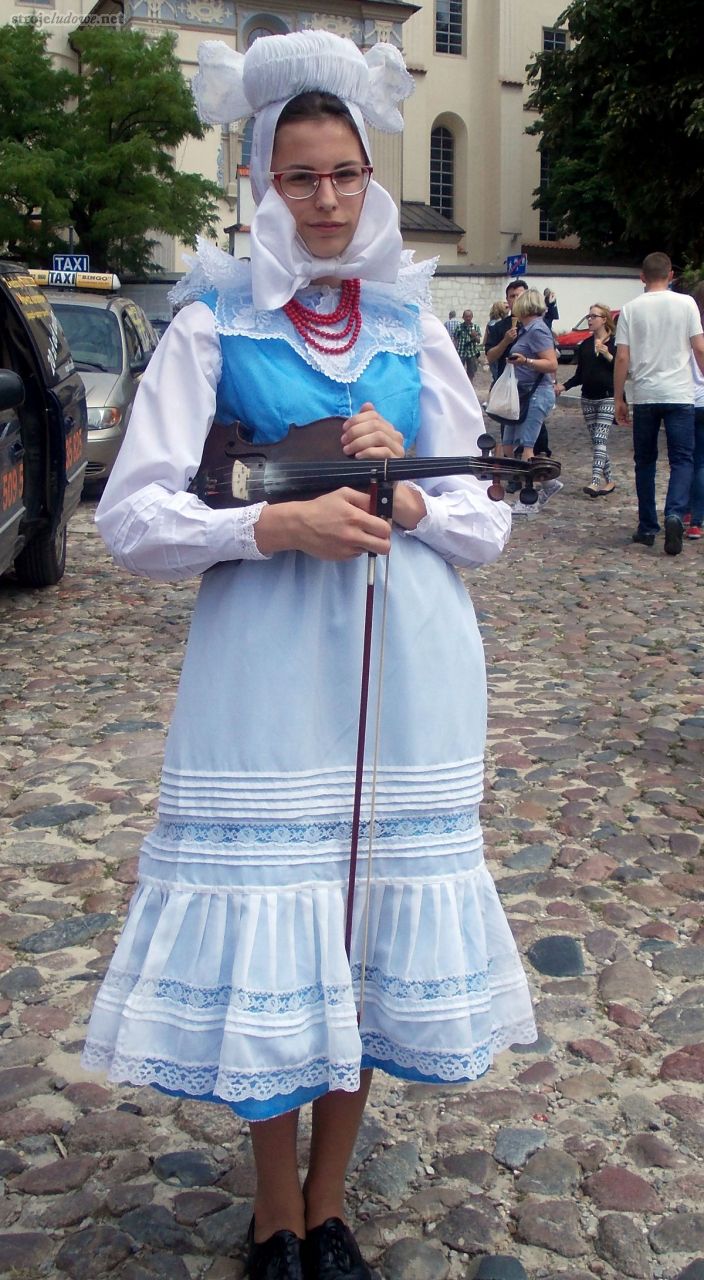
[95,301,511,579]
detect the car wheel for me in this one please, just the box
[14,523,67,588]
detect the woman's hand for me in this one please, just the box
[341,402,405,459]
[555,383,566,396]
[254,488,392,561]
[503,325,518,348]
[392,482,428,531]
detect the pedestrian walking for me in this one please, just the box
[444,308,460,338]
[453,308,483,381]
[556,303,617,497]
[81,30,536,1280]
[493,288,562,512]
[543,287,559,330]
[685,281,704,539]
[614,251,704,555]
[485,279,552,459]
[484,301,509,381]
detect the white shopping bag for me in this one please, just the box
[486,362,520,421]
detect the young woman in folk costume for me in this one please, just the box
[82,32,536,1280]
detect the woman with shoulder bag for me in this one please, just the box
[556,303,616,497]
[497,289,562,511]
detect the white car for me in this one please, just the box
[46,288,158,492]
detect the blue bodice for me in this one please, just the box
[201,289,422,448]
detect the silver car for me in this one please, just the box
[47,292,158,491]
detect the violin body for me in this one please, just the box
[187,416,561,509]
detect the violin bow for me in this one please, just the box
[344,478,394,1023]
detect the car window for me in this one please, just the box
[124,302,157,355]
[122,313,146,367]
[53,304,122,374]
[574,316,589,332]
[1,271,73,385]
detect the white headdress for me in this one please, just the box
[192,31,415,310]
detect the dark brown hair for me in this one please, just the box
[641,252,672,282]
[275,92,367,158]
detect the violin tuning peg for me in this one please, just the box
[519,485,539,506]
[477,433,496,457]
[487,482,505,502]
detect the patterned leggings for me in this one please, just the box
[582,397,614,484]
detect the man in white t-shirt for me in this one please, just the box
[614,252,704,555]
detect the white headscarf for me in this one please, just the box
[192,31,414,311]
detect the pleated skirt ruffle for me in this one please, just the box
[83,540,536,1117]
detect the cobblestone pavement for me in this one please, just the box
[1,383,703,1280]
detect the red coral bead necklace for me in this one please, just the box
[284,278,362,355]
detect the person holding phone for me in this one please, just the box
[556,303,617,497]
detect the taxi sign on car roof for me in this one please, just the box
[29,269,121,291]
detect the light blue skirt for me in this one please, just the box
[83,535,536,1118]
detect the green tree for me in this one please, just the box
[0,23,73,262]
[526,0,704,265]
[0,24,220,273]
[67,27,220,274]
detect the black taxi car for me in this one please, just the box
[0,262,87,587]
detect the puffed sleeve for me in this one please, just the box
[399,311,512,567]
[95,301,270,581]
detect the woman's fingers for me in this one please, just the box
[295,488,392,560]
[341,404,405,458]
[345,439,404,459]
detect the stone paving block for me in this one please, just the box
[4,417,704,1276]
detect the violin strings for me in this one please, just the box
[205,456,537,488]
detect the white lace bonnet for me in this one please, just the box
[191,31,415,310]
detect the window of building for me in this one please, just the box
[539,150,559,241]
[247,27,274,46]
[430,126,454,221]
[435,0,463,55]
[241,118,254,168]
[243,15,289,48]
[543,27,567,53]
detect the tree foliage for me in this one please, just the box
[0,24,73,261]
[0,24,220,273]
[526,0,704,265]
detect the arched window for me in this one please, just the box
[247,27,275,47]
[241,117,254,168]
[243,15,289,48]
[430,127,454,221]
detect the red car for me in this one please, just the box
[556,310,620,362]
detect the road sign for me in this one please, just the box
[506,253,528,276]
[53,254,90,273]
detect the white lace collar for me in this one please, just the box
[170,241,437,383]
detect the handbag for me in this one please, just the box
[486,362,520,421]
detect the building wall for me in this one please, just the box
[401,0,573,268]
[1,0,576,271]
[430,271,643,335]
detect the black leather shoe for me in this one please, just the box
[304,1218,373,1279]
[664,516,684,556]
[247,1217,305,1279]
[632,530,655,547]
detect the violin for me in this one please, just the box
[187,416,561,509]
